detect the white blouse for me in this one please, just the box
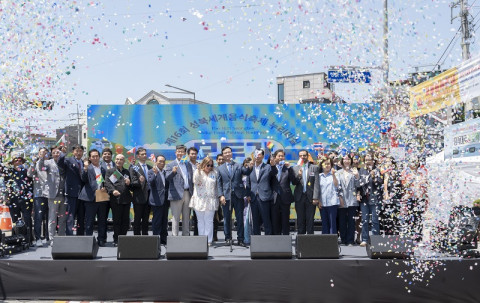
[189,169,219,212]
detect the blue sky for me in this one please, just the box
[1,0,479,134]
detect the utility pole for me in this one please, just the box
[68,103,83,147]
[451,0,473,61]
[383,0,389,87]
[76,104,81,146]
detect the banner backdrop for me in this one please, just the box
[87,103,381,161]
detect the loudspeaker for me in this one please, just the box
[117,235,160,260]
[296,234,339,259]
[367,235,414,259]
[166,236,208,260]
[51,236,99,259]
[250,235,292,259]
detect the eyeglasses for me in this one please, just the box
[206,164,214,167]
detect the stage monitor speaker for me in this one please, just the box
[51,236,99,259]
[166,236,208,260]
[117,235,160,260]
[367,235,414,259]
[296,234,339,259]
[250,235,292,259]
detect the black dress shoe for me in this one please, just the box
[238,241,248,248]
[98,241,106,247]
[113,242,118,247]
[225,239,232,245]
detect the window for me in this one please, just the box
[303,80,310,88]
[147,99,159,104]
[278,84,284,104]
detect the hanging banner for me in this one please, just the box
[458,55,480,104]
[409,67,460,118]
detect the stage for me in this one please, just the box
[1,231,480,303]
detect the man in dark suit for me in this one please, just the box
[148,155,169,245]
[292,150,318,234]
[217,146,252,246]
[165,145,193,236]
[270,149,296,235]
[78,149,108,246]
[247,149,278,236]
[129,147,151,235]
[99,147,114,243]
[57,144,86,236]
[105,154,132,246]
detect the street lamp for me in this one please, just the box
[164,84,196,102]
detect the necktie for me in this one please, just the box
[303,165,307,193]
[277,165,282,181]
[77,160,82,174]
[227,163,231,175]
[142,164,147,176]
[107,163,111,169]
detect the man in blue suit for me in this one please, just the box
[57,144,86,236]
[148,155,169,245]
[217,146,252,246]
[79,149,108,246]
[247,149,278,236]
[165,145,194,236]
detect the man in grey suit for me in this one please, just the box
[248,149,278,236]
[217,146,252,246]
[292,150,319,234]
[41,146,66,244]
[129,147,151,235]
[28,147,53,246]
[165,145,193,236]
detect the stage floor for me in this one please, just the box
[1,231,480,303]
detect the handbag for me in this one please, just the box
[95,189,110,202]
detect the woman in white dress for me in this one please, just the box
[189,156,218,245]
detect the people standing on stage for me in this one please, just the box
[213,154,225,242]
[105,154,133,246]
[129,147,152,235]
[313,157,340,235]
[357,152,383,247]
[242,157,253,244]
[79,149,108,246]
[248,149,278,236]
[270,149,295,235]
[147,155,170,245]
[187,147,199,236]
[292,150,318,234]
[217,146,252,247]
[100,148,114,241]
[166,144,194,236]
[336,154,360,245]
[5,156,33,244]
[382,156,403,235]
[28,148,50,246]
[57,144,85,236]
[32,146,67,246]
[189,156,218,246]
